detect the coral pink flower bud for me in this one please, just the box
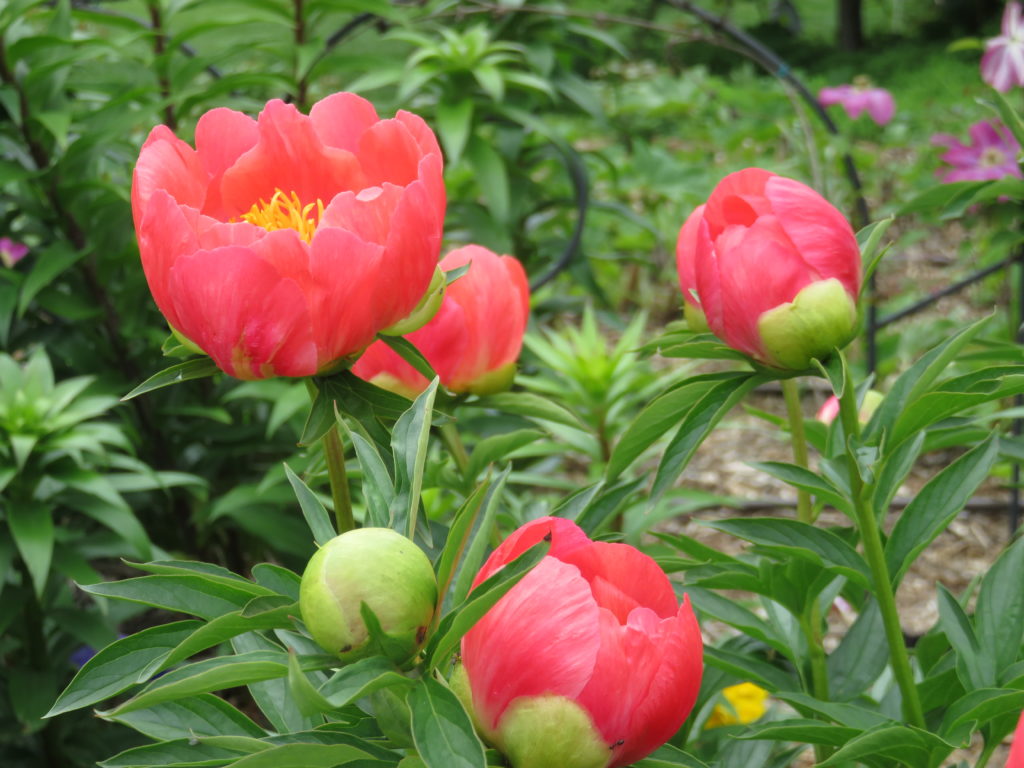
[456,517,703,768]
[686,168,861,370]
[353,245,529,397]
[131,93,446,379]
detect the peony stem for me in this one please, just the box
[440,421,470,478]
[305,379,355,534]
[781,377,814,523]
[323,426,355,534]
[837,367,925,728]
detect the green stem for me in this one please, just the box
[440,421,470,478]
[305,379,355,534]
[323,426,355,534]
[781,377,814,523]
[838,368,925,728]
[800,603,833,764]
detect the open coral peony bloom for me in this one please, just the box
[353,245,529,397]
[818,82,895,126]
[132,93,446,379]
[982,1,1024,93]
[685,168,861,370]
[457,517,703,768]
[1009,709,1024,768]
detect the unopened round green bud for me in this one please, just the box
[299,528,437,664]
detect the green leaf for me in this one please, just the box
[774,691,891,730]
[466,135,510,223]
[652,373,765,498]
[702,645,799,693]
[105,651,298,716]
[865,315,990,442]
[884,436,999,586]
[122,359,220,401]
[826,599,889,701]
[704,518,871,588]
[974,536,1024,676]
[103,694,267,740]
[816,724,950,768]
[391,378,439,539]
[226,742,378,767]
[858,216,895,288]
[871,432,925,520]
[987,89,1024,147]
[408,676,486,768]
[939,687,1024,744]
[683,587,788,655]
[232,632,319,734]
[7,500,53,597]
[436,98,474,165]
[47,621,201,717]
[427,538,548,670]
[450,467,510,607]
[17,241,82,316]
[345,423,395,527]
[161,600,298,669]
[937,583,994,690]
[474,391,584,429]
[635,743,711,767]
[737,718,860,747]
[284,463,336,547]
[99,736,263,768]
[80,574,265,619]
[607,373,727,480]
[435,479,491,614]
[318,655,414,708]
[380,336,438,383]
[466,429,541,480]
[748,462,853,516]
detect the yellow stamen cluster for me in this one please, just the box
[240,188,324,243]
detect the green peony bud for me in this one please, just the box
[299,528,437,664]
[756,278,858,371]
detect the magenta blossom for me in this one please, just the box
[0,238,28,268]
[982,2,1024,92]
[818,82,895,126]
[932,121,1022,183]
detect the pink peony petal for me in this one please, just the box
[702,167,774,237]
[167,245,317,378]
[351,337,432,397]
[309,91,380,153]
[461,557,602,731]
[765,176,861,297]
[561,541,679,622]
[675,204,706,309]
[219,99,365,220]
[131,126,208,232]
[472,516,592,588]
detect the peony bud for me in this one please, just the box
[816,390,883,426]
[457,517,703,768]
[681,168,861,370]
[299,528,437,663]
[354,245,529,397]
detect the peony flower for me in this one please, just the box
[818,81,895,126]
[353,245,529,397]
[982,2,1024,93]
[704,682,769,729]
[932,120,1022,183]
[131,92,446,379]
[0,237,28,268]
[455,517,703,768]
[682,168,862,371]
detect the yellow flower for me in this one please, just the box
[704,682,769,729]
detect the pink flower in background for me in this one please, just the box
[0,238,28,268]
[982,2,1024,92]
[818,82,895,126]
[932,120,1022,183]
